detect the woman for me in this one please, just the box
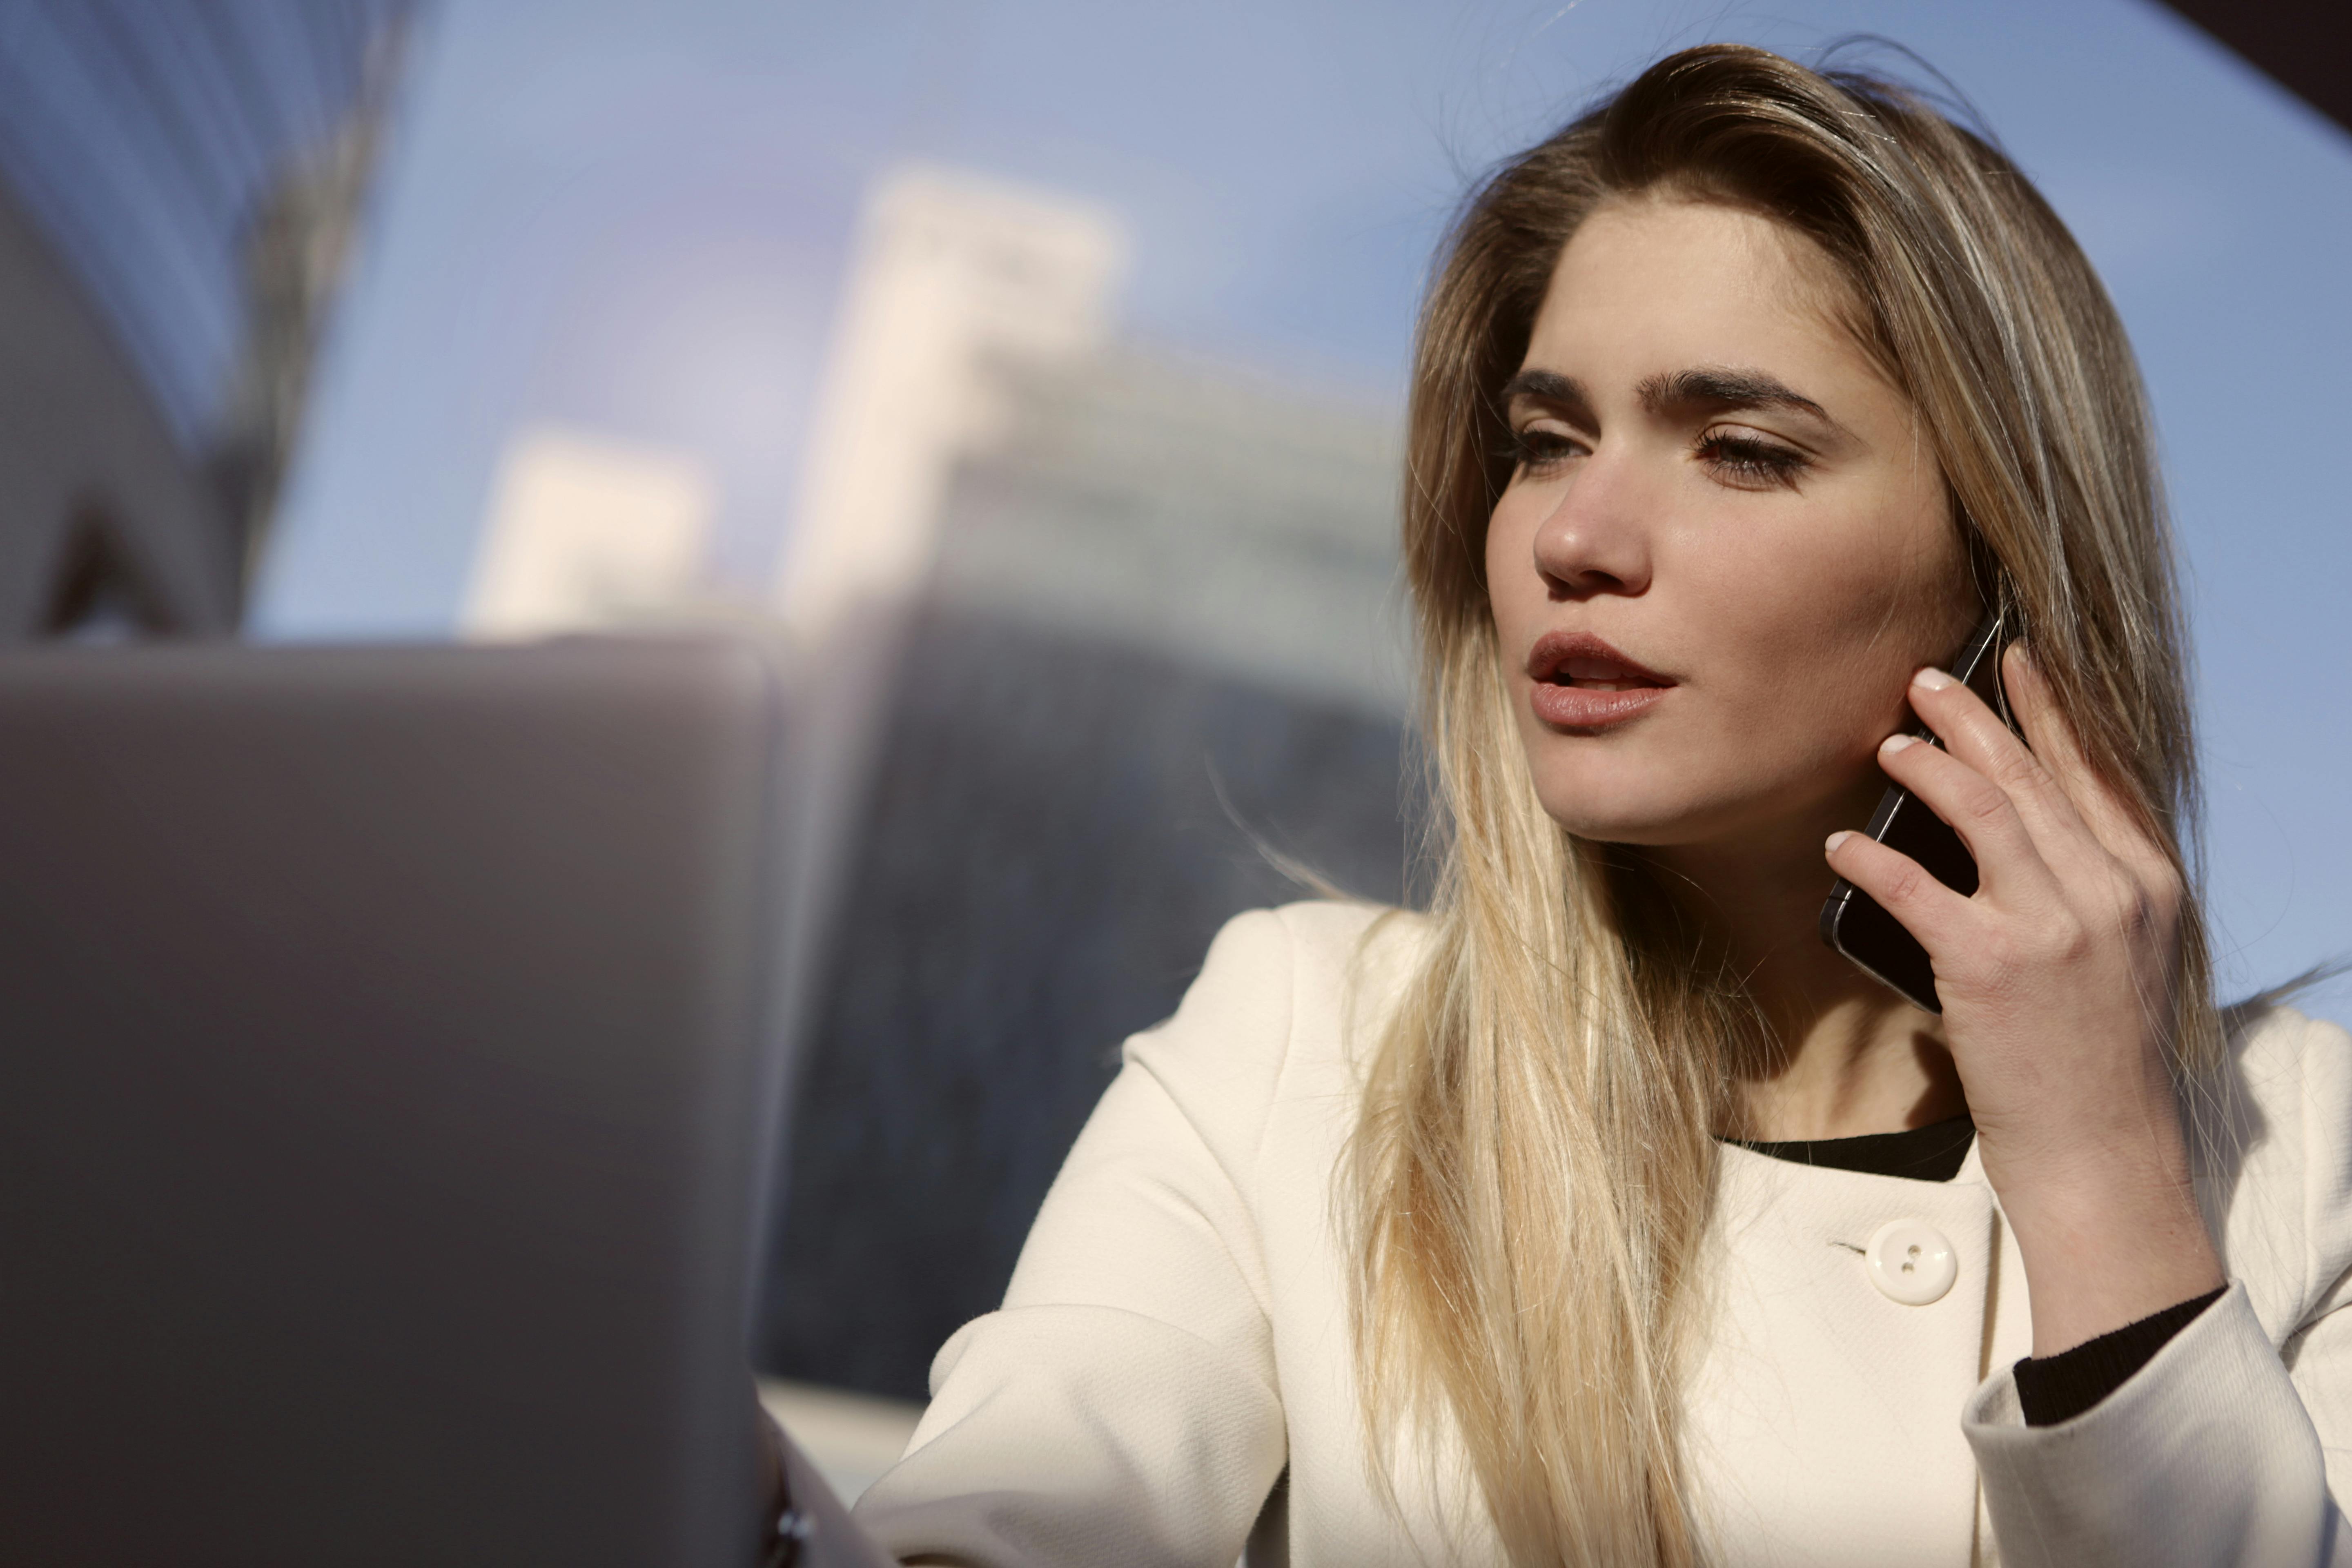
[822,42,2352,1568]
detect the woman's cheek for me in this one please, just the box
[1484,519,1550,653]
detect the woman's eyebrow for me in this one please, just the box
[1499,368,1594,422]
[1637,365,1831,421]
[1504,365,1842,435]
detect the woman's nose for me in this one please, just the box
[1530,454,1654,598]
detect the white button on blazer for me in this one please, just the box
[1865,1218,1959,1305]
[855,902,2352,1568]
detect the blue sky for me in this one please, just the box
[253,0,2352,1019]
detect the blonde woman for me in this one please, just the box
[782,42,2352,1568]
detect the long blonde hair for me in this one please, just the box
[1345,43,2219,1566]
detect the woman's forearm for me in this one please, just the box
[1993,1117,2224,1357]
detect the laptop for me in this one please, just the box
[0,638,795,1566]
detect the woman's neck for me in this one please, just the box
[1640,797,1966,1143]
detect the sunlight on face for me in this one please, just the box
[1486,197,1976,853]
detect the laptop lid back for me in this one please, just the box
[0,639,788,1567]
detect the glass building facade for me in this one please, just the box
[0,0,412,633]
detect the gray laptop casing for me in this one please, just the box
[0,639,790,1566]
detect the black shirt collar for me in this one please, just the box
[1720,1113,1976,1183]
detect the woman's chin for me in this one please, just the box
[1531,755,1887,855]
[1535,790,1824,853]
[1536,801,1714,849]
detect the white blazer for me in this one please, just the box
[851,902,2352,1567]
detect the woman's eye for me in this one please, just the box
[1694,428,1807,489]
[1510,427,1584,472]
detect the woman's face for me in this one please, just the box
[1486,196,1976,853]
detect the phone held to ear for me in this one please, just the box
[1818,612,2016,1014]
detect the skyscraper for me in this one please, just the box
[757,169,1412,1400]
[0,0,413,638]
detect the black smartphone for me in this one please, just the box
[1817,612,2015,1013]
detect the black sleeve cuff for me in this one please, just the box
[2013,1284,2228,1426]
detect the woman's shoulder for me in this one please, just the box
[2197,1003,2352,1337]
[1113,902,1433,1155]
[1196,896,1434,964]
[2212,1000,2352,1172]
[2225,999,2352,1099]
[1160,899,1434,1047]
[1135,900,1434,1051]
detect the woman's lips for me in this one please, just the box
[1530,683,1671,727]
[1525,631,1674,730]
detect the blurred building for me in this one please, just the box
[0,1,411,639]
[773,165,1127,647]
[443,161,1411,1400]
[929,347,1410,714]
[761,169,1133,1109]
[462,428,717,641]
[752,171,1413,1401]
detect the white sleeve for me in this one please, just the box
[1963,1281,2351,1566]
[851,910,1296,1568]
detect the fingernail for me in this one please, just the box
[1826,831,1853,853]
[1880,733,1918,755]
[1913,666,1956,691]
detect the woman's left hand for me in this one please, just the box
[1824,643,2223,1356]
